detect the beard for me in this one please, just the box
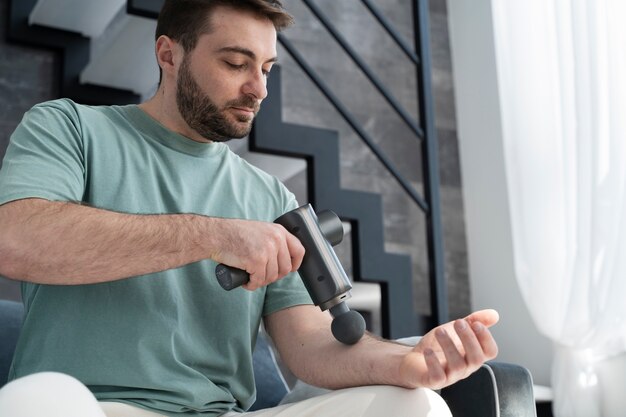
[176,55,260,142]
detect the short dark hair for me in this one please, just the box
[155,0,293,53]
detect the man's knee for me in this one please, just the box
[0,372,105,417]
[293,385,452,417]
[362,385,452,417]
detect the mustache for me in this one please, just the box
[225,96,261,113]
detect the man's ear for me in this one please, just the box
[155,35,183,80]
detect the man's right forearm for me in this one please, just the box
[0,198,220,285]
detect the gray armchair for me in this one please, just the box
[0,299,536,416]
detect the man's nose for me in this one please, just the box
[242,70,268,100]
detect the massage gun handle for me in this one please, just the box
[215,264,249,290]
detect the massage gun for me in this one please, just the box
[215,204,366,345]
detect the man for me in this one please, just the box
[0,1,499,416]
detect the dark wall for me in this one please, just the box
[0,0,58,160]
[0,0,58,301]
[0,0,470,320]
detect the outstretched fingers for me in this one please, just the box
[425,319,499,388]
[469,320,498,359]
[423,348,447,387]
[434,327,467,381]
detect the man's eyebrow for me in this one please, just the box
[217,46,278,63]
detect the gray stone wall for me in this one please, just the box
[0,0,470,321]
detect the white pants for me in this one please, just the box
[0,372,451,417]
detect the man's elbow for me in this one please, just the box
[0,240,27,280]
[0,201,35,280]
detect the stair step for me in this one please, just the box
[80,14,158,95]
[227,138,307,183]
[29,0,124,38]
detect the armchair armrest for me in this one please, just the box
[440,361,536,417]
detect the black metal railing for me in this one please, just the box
[412,0,448,327]
[300,0,424,139]
[276,35,429,212]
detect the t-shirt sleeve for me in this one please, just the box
[262,192,314,316]
[262,270,313,316]
[0,100,85,206]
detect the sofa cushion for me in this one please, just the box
[0,300,24,386]
[249,331,289,410]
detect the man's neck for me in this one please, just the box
[139,90,212,144]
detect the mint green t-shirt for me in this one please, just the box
[0,99,312,416]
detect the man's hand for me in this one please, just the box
[209,218,305,291]
[399,309,499,390]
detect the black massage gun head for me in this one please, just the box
[331,310,366,345]
[329,302,366,345]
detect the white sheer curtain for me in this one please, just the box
[491,1,626,416]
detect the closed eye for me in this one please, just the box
[225,62,246,71]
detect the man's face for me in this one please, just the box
[175,6,278,142]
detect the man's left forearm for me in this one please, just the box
[264,305,414,390]
[265,305,500,391]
